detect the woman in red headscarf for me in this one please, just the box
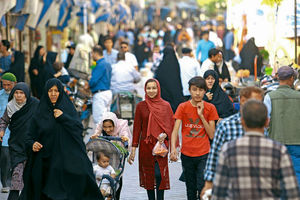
[128,78,174,200]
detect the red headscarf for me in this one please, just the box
[144,79,174,142]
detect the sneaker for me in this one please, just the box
[1,187,9,193]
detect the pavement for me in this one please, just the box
[120,155,186,200]
[0,121,187,200]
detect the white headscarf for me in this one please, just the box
[6,97,26,118]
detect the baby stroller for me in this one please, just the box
[86,136,129,200]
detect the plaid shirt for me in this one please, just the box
[212,132,300,200]
[204,112,244,182]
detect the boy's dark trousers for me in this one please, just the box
[181,153,208,200]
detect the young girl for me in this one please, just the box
[90,111,132,200]
[91,112,132,148]
[128,79,174,200]
[94,152,116,200]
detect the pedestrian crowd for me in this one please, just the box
[0,21,299,200]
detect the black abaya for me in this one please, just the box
[20,79,103,200]
[9,51,25,82]
[28,46,44,97]
[239,38,263,76]
[203,70,236,118]
[43,52,57,84]
[155,45,185,112]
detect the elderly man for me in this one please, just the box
[0,72,16,193]
[264,65,300,185]
[212,100,300,199]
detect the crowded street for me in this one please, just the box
[0,0,300,200]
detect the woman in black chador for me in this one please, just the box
[28,46,45,97]
[155,44,185,113]
[20,78,103,200]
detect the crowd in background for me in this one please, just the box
[0,19,299,200]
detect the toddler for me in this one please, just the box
[93,151,116,199]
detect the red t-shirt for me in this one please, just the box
[174,101,219,157]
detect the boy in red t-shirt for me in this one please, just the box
[171,76,219,200]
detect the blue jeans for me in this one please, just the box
[181,153,208,200]
[286,145,300,186]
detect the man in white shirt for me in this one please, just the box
[119,41,138,70]
[179,48,201,101]
[110,52,141,94]
[200,48,222,77]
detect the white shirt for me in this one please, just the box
[93,164,116,185]
[179,56,201,96]
[200,58,215,77]
[125,52,138,68]
[111,60,141,94]
[61,67,69,76]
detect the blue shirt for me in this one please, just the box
[103,49,118,65]
[0,55,12,73]
[224,31,234,50]
[196,39,215,62]
[0,89,10,147]
[89,58,112,93]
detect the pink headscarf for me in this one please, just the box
[95,112,132,147]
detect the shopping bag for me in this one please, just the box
[152,141,168,157]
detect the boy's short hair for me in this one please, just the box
[1,40,10,50]
[188,76,207,91]
[52,62,63,72]
[92,45,103,56]
[208,48,221,58]
[96,151,110,161]
[201,31,209,37]
[104,35,113,42]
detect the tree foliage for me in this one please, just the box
[261,0,283,6]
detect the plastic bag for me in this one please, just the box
[152,141,168,157]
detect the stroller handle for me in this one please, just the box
[98,136,128,149]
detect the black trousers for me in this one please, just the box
[0,146,11,187]
[146,162,164,200]
[181,153,208,200]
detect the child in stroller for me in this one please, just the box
[87,136,129,200]
[89,112,132,200]
[94,151,116,199]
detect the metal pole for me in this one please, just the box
[83,2,88,35]
[5,14,9,40]
[295,0,298,64]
